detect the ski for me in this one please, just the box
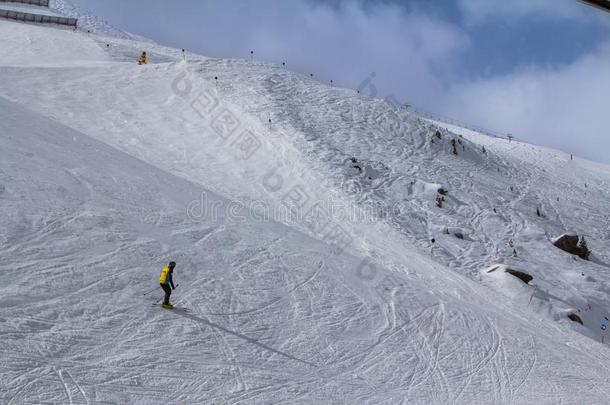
[152,303,189,312]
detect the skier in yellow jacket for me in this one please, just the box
[159,261,176,308]
[138,51,147,65]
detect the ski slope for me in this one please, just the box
[1,10,610,405]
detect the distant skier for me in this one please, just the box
[159,261,176,309]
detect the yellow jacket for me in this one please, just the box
[159,266,174,286]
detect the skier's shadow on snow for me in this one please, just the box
[173,309,316,367]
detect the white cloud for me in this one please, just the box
[458,0,590,23]
[205,0,471,99]
[440,41,610,162]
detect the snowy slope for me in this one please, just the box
[1,17,610,404]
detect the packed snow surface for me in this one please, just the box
[1,12,609,405]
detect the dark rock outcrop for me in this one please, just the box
[553,234,579,253]
[552,234,590,260]
[567,313,583,325]
[505,269,533,284]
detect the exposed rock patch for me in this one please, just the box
[505,269,533,284]
[567,313,583,325]
[552,234,591,260]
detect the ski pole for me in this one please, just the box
[146,282,180,295]
[143,286,159,296]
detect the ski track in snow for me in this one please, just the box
[1,16,610,404]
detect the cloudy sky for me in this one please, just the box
[70,0,610,163]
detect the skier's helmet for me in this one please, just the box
[169,261,176,268]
